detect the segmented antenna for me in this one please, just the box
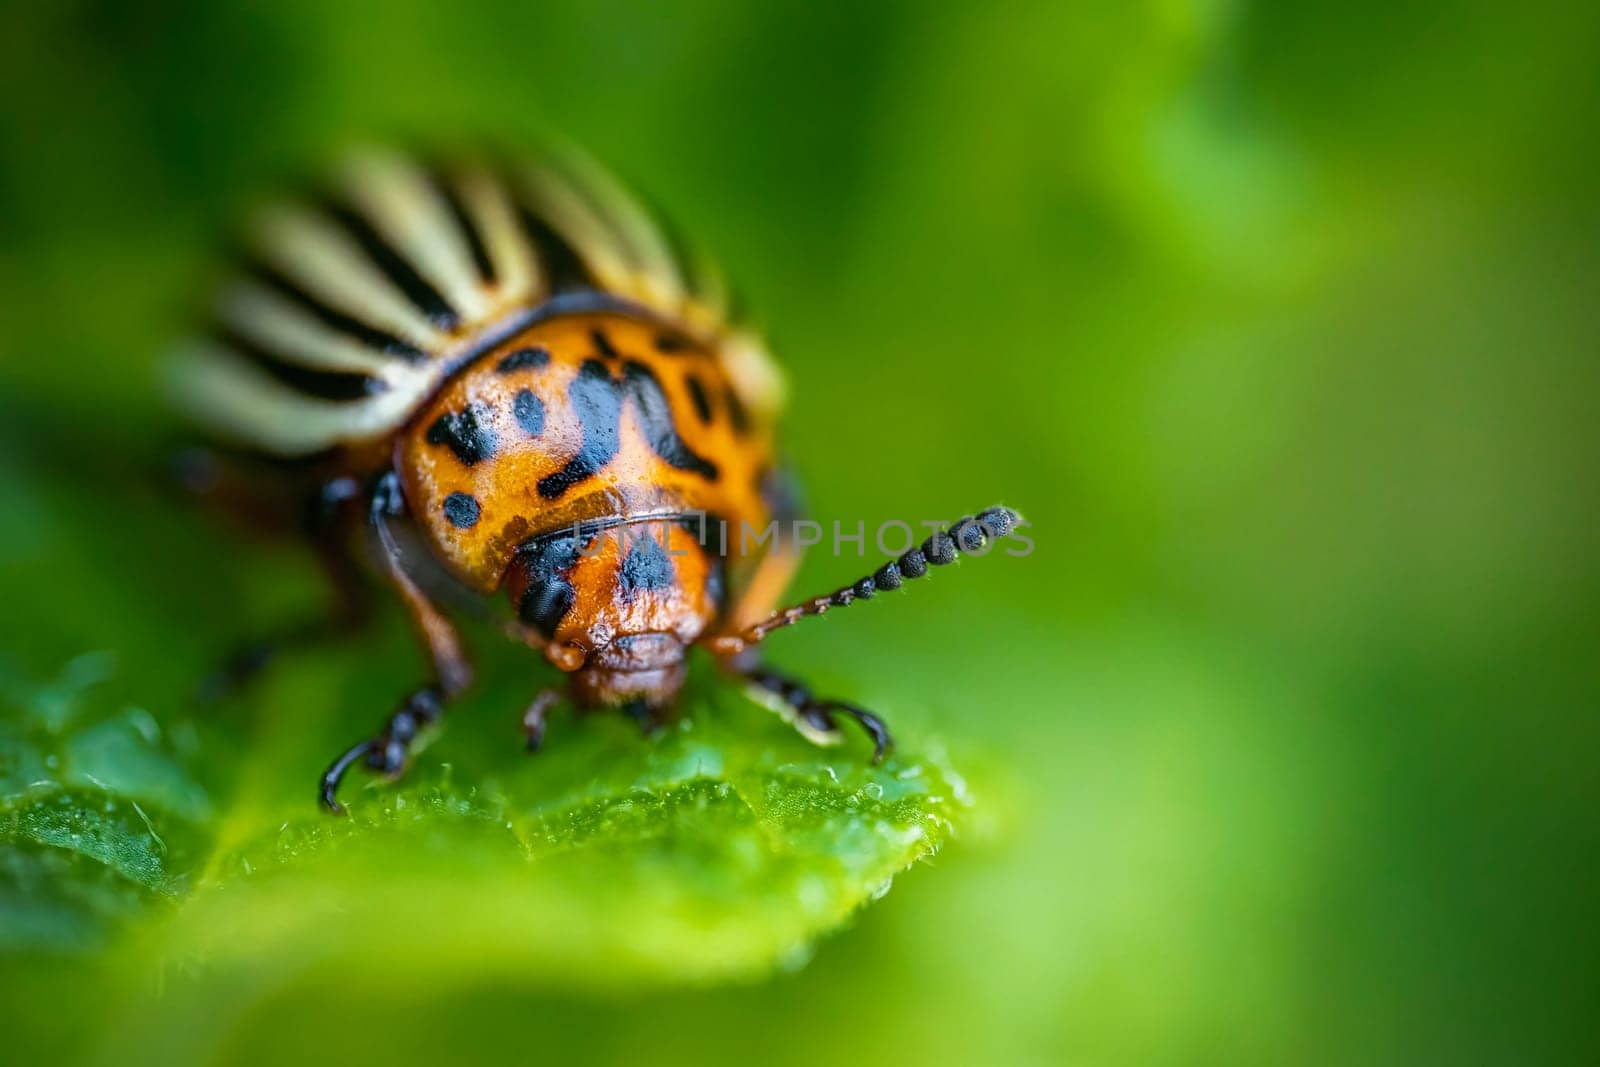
[709,506,1023,656]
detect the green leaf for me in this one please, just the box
[1,645,972,990]
[0,654,210,952]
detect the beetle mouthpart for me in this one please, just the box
[594,631,683,672]
[572,660,687,710]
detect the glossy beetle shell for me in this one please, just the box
[398,309,774,593]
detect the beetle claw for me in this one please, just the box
[319,738,377,815]
[741,666,895,764]
[317,685,445,813]
[823,701,893,764]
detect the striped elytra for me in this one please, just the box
[174,145,784,459]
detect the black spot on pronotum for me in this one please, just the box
[617,533,676,599]
[685,374,714,424]
[426,402,497,466]
[513,389,545,436]
[538,360,624,499]
[591,328,618,359]
[622,362,719,481]
[538,360,720,500]
[442,492,480,528]
[497,346,550,373]
[654,332,690,353]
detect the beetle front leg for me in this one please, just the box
[320,685,445,813]
[738,665,892,763]
[521,689,560,753]
[318,470,473,814]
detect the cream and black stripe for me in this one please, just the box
[172,145,783,456]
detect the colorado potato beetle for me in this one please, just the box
[173,145,1025,812]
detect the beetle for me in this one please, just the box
[173,146,1025,812]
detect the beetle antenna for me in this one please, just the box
[709,506,1024,656]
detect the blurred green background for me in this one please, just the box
[2,1,1597,1064]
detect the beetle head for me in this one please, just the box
[505,517,722,708]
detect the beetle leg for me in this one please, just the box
[737,665,892,763]
[318,470,473,814]
[368,470,475,695]
[522,689,560,753]
[319,686,443,814]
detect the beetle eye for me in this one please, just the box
[513,529,585,636]
[519,578,576,637]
